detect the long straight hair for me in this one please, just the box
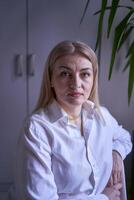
[35,40,100,111]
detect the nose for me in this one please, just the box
[69,74,81,89]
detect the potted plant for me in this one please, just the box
[80,0,134,104]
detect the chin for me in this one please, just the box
[57,97,85,108]
[66,99,84,106]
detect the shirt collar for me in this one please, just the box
[46,99,95,123]
[46,100,68,123]
[82,100,95,119]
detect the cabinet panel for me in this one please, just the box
[0,0,26,196]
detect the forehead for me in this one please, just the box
[53,54,93,70]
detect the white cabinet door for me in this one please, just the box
[0,0,26,198]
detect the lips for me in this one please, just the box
[68,92,83,97]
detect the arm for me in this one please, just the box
[102,183,122,200]
[15,118,59,200]
[111,120,132,186]
[100,106,132,159]
[99,107,132,198]
[108,150,123,186]
[103,109,132,199]
[112,117,132,160]
[107,151,128,200]
[16,116,116,200]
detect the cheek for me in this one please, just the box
[52,76,61,87]
[56,83,67,91]
[86,86,92,94]
[86,79,93,89]
[84,80,93,95]
[52,78,68,95]
[53,77,69,88]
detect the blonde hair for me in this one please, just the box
[35,40,100,111]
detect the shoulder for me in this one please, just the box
[28,108,53,131]
[96,106,119,127]
[99,105,110,114]
[99,106,113,119]
[20,109,55,150]
[23,108,52,137]
[27,100,60,128]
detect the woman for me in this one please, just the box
[15,40,132,200]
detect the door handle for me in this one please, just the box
[27,54,35,76]
[14,54,24,77]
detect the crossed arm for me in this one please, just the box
[102,151,124,200]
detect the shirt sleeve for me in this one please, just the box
[15,117,59,200]
[112,119,132,159]
[15,116,109,200]
[102,107,132,160]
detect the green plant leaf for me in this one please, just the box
[107,0,120,37]
[95,0,108,50]
[123,60,130,72]
[123,42,134,71]
[126,41,134,57]
[128,50,134,104]
[94,5,133,15]
[118,27,133,50]
[118,12,134,50]
[108,10,133,80]
[80,0,90,24]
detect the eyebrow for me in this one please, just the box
[58,66,92,71]
[58,66,71,70]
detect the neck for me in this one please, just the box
[60,103,83,130]
[68,113,81,121]
[64,106,82,119]
[56,99,82,119]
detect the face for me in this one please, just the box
[51,54,93,110]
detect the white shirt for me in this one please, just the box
[15,100,132,200]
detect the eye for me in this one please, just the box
[81,72,91,78]
[60,71,72,78]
